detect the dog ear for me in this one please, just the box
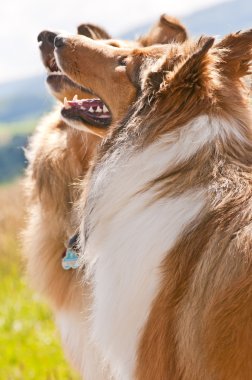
[160,37,216,97]
[77,24,111,40]
[140,14,188,46]
[216,29,252,79]
[126,37,215,97]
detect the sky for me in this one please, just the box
[0,0,231,83]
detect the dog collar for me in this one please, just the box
[62,234,80,270]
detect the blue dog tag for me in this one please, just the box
[62,249,80,270]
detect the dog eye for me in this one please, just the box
[118,56,127,66]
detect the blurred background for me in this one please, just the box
[0,0,251,378]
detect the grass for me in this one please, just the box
[0,181,80,380]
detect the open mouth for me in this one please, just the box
[44,54,112,128]
[61,95,112,128]
[45,54,69,83]
[47,56,59,73]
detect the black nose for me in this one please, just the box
[37,30,57,46]
[54,36,65,48]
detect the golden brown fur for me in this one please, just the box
[23,109,102,373]
[24,14,188,309]
[23,16,188,376]
[56,28,252,379]
[25,23,140,310]
[24,112,99,309]
[124,33,252,380]
[135,32,252,380]
[23,23,109,313]
[23,24,112,372]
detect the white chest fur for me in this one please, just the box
[56,307,112,380]
[81,116,218,379]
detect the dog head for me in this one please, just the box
[38,24,142,136]
[38,23,112,100]
[55,28,252,140]
[52,15,188,136]
[38,24,117,136]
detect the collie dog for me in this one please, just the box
[24,23,111,377]
[23,16,188,379]
[55,29,252,379]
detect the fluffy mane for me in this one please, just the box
[77,30,252,380]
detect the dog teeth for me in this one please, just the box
[89,107,94,113]
[73,94,78,101]
[103,105,109,113]
[64,97,71,109]
[96,106,102,112]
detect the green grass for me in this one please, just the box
[0,182,80,380]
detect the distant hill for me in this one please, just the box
[124,0,252,39]
[0,134,27,182]
[0,75,53,123]
[0,75,44,98]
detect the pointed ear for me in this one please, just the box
[216,29,252,78]
[140,14,188,46]
[77,24,111,40]
[163,37,216,96]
